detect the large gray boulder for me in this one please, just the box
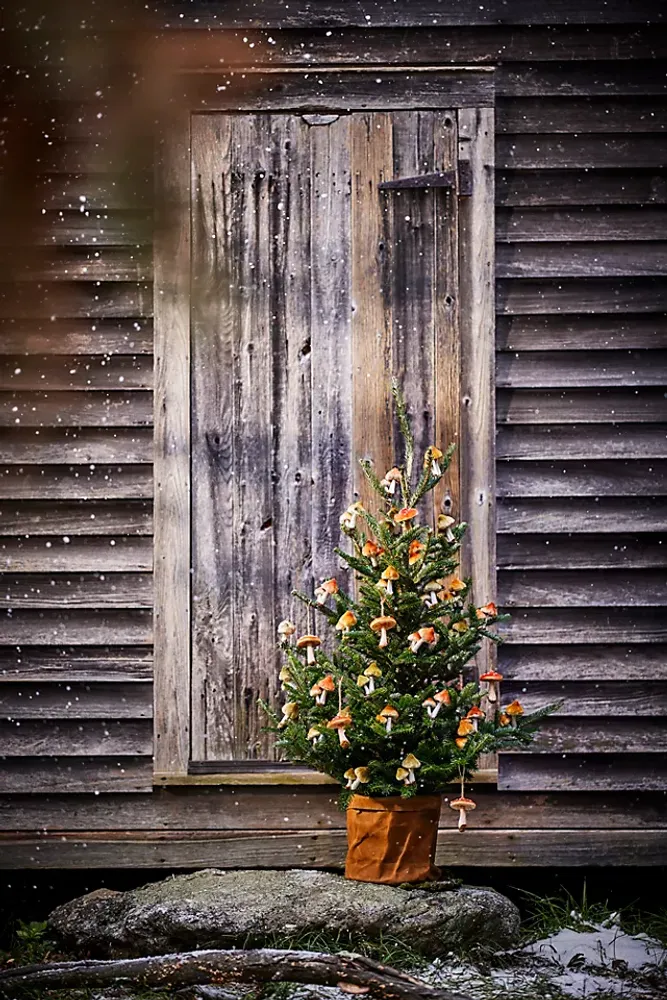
[48,869,519,959]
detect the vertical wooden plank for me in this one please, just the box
[310,117,354,593]
[272,115,315,636]
[389,112,436,483]
[190,115,237,762]
[350,113,394,514]
[433,112,461,522]
[153,113,191,778]
[458,107,497,664]
[233,114,277,758]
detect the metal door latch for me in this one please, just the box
[378,161,472,196]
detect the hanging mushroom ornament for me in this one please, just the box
[423,582,441,606]
[327,710,353,748]
[466,705,485,732]
[362,540,383,566]
[450,795,476,832]
[310,682,323,702]
[377,705,399,733]
[505,699,525,728]
[277,620,296,643]
[437,514,456,542]
[476,602,498,619]
[278,701,298,728]
[427,446,444,477]
[296,634,321,665]
[448,577,467,596]
[381,466,402,495]
[401,753,421,785]
[316,674,336,706]
[362,662,382,694]
[307,726,324,745]
[381,565,399,595]
[419,626,438,648]
[315,578,338,604]
[409,631,424,654]
[394,507,418,531]
[335,609,357,637]
[340,502,364,531]
[370,614,396,648]
[480,668,504,704]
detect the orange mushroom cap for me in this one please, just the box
[450,796,476,811]
[448,577,467,593]
[362,540,383,558]
[466,705,485,719]
[336,610,357,631]
[419,626,436,644]
[318,675,336,693]
[370,615,397,632]
[394,507,418,524]
[505,699,525,717]
[434,689,452,705]
[457,718,475,737]
[480,670,503,683]
[296,634,321,650]
[381,565,400,581]
[327,712,352,730]
[379,704,399,720]
[477,602,498,618]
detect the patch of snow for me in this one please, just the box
[523,923,666,972]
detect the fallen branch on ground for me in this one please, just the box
[0,947,472,999]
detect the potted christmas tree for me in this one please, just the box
[266,383,553,885]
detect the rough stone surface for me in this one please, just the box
[48,869,520,960]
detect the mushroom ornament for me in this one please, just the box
[315,578,338,604]
[377,705,399,733]
[296,634,321,665]
[328,711,352,748]
[335,610,357,636]
[480,668,503,704]
[450,795,476,832]
[370,614,396,648]
[277,620,296,643]
[380,565,399,595]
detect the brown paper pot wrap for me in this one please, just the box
[345,794,442,884]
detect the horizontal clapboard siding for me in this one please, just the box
[495,67,667,791]
[1,13,666,861]
[0,105,154,792]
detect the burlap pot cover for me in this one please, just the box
[345,794,442,884]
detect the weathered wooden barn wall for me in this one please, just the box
[1,3,666,866]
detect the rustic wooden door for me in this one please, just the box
[189,109,461,763]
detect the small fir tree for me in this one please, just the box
[265,382,553,826]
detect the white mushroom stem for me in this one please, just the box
[364,677,375,694]
[429,592,438,606]
[410,637,424,654]
[446,528,455,542]
[457,807,468,832]
[316,592,327,605]
[385,717,393,734]
[487,682,498,703]
[317,691,327,706]
[350,775,362,790]
[471,718,479,732]
[385,580,393,596]
[306,646,316,665]
[406,768,416,785]
[379,628,389,648]
[431,460,441,476]
[388,480,396,495]
[431,701,443,719]
[338,728,349,747]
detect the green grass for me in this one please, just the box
[519,881,667,948]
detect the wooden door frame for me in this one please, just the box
[153,66,496,783]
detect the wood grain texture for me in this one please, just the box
[498,388,667,424]
[498,534,667,570]
[498,755,667,792]
[497,278,667,314]
[0,282,152,320]
[0,573,152,609]
[0,428,153,465]
[497,243,667,279]
[0,609,152,646]
[0,390,153,428]
[153,114,191,779]
[497,315,667,351]
[0,719,152,756]
[2,785,666,831]
[496,208,667,242]
[350,112,394,514]
[190,69,495,112]
[0,757,152,794]
[0,682,152,719]
[499,569,667,608]
[499,643,667,681]
[164,2,667,28]
[0,355,152,391]
[497,352,667,389]
[497,97,667,133]
[0,647,153,683]
[501,680,667,716]
[499,607,667,644]
[0,466,152,501]
[0,320,153,355]
[0,537,152,572]
[497,425,667,460]
[458,108,496,679]
[498,61,667,98]
[0,500,152,536]
[498,497,667,534]
[2,827,666,868]
[534,718,667,753]
[497,459,667,497]
[497,169,667,207]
